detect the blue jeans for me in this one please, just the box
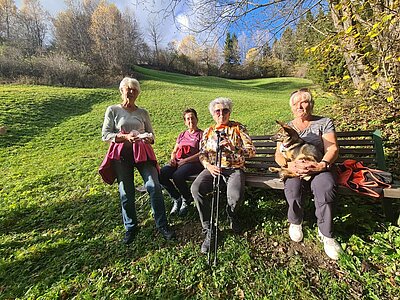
[112,159,167,231]
[159,162,204,201]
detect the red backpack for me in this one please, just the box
[337,159,392,198]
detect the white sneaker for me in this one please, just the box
[289,223,303,242]
[318,229,343,260]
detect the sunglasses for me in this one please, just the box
[214,108,230,116]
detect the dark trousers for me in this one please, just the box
[284,171,337,238]
[159,162,204,201]
[191,168,245,232]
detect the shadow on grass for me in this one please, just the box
[0,193,177,298]
[0,90,113,149]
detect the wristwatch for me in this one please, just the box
[321,159,331,171]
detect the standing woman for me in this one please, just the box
[274,88,342,260]
[159,108,204,216]
[99,77,175,244]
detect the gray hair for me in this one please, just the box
[289,89,314,111]
[208,97,233,115]
[119,77,141,94]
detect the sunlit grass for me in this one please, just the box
[0,69,398,299]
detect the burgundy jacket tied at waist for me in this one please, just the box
[99,140,159,185]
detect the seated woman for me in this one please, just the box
[191,97,256,254]
[159,108,204,216]
[273,88,342,260]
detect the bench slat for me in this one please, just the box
[336,130,374,137]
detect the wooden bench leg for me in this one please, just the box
[382,198,395,224]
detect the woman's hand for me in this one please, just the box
[288,160,326,176]
[177,158,188,167]
[220,138,235,152]
[124,132,139,143]
[206,163,222,176]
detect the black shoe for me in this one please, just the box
[229,217,241,234]
[178,200,190,216]
[158,225,176,240]
[122,227,139,245]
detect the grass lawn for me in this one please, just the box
[0,67,399,299]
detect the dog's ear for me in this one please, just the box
[276,120,292,130]
[276,120,286,127]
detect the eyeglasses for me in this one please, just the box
[214,108,230,116]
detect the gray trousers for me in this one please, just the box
[191,168,245,232]
[284,171,337,238]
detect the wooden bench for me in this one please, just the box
[244,130,400,224]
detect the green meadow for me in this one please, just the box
[0,67,399,299]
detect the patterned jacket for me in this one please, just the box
[199,121,256,169]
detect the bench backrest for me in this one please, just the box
[245,130,386,175]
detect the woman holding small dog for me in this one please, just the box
[159,108,204,217]
[99,77,175,244]
[191,97,256,254]
[274,88,342,260]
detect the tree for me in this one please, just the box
[89,1,122,70]
[147,17,164,66]
[223,32,240,66]
[0,0,17,41]
[17,0,48,54]
[53,0,95,65]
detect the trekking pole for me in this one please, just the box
[208,130,224,266]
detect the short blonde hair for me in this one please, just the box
[119,77,141,94]
[208,97,233,115]
[289,88,314,111]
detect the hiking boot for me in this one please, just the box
[158,225,176,240]
[179,199,191,216]
[318,229,342,260]
[226,206,240,234]
[229,217,241,234]
[201,232,212,254]
[289,223,303,242]
[200,227,221,254]
[170,197,182,216]
[122,227,140,245]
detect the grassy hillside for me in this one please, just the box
[0,69,398,299]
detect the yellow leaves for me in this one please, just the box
[366,31,379,38]
[334,3,342,10]
[381,14,394,23]
[343,75,351,80]
[387,96,394,102]
[345,26,353,34]
[371,82,380,90]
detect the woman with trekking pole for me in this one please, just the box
[191,97,255,263]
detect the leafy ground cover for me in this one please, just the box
[0,68,399,299]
